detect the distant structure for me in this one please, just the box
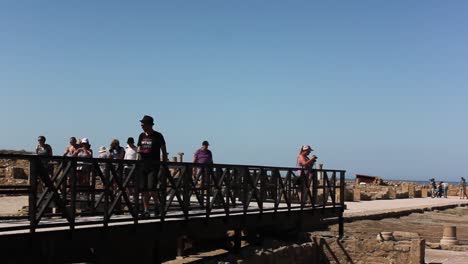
[355,174,383,185]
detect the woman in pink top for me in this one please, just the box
[297,145,317,170]
[296,145,318,202]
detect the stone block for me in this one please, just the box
[395,191,409,199]
[425,242,440,249]
[420,188,428,198]
[413,189,421,198]
[408,185,415,197]
[410,239,425,264]
[393,231,420,241]
[353,188,361,202]
[394,244,411,252]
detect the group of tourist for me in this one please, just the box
[429,178,467,199]
[35,115,214,218]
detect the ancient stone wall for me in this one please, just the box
[235,235,424,264]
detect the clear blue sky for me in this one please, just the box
[1,1,467,182]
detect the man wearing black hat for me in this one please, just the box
[137,115,168,218]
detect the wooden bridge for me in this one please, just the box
[0,154,345,263]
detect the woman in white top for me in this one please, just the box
[73,138,93,186]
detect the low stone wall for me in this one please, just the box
[235,235,424,264]
[0,159,30,184]
[339,181,460,202]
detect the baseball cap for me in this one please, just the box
[81,138,89,144]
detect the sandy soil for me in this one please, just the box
[0,195,28,215]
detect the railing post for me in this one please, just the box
[134,163,139,225]
[338,171,345,238]
[183,164,190,218]
[29,157,39,233]
[70,159,77,230]
[205,167,212,219]
[273,169,279,213]
[242,168,249,215]
[160,164,168,221]
[259,168,265,214]
[312,169,317,208]
[103,162,110,227]
[322,172,327,209]
[287,170,292,213]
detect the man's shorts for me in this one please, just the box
[138,161,160,192]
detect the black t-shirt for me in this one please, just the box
[137,131,166,161]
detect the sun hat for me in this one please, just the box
[140,115,154,125]
[302,145,313,151]
[98,146,107,153]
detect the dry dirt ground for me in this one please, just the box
[330,207,468,263]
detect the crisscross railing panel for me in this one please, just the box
[0,154,346,233]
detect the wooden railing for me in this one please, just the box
[0,154,346,236]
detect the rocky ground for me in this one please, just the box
[331,207,468,244]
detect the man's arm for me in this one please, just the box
[161,144,168,162]
[63,146,69,157]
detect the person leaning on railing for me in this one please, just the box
[73,138,93,186]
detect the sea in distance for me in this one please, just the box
[345,178,460,185]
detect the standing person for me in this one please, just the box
[193,141,213,164]
[192,140,214,199]
[97,146,108,175]
[124,137,138,161]
[98,146,108,159]
[124,137,138,199]
[460,177,467,199]
[429,178,437,198]
[73,138,93,186]
[108,139,125,160]
[137,115,167,218]
[442,181,449,198]
[36,136,54,178]
[436,182,443,198]
[63,137,79,156]
[36,136,53,156]
[296,145,318,202]
[124,137,138,175]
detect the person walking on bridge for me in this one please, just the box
[193,141,214,199]
[36,136,53,156]
[137,115,167,218]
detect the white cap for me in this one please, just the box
[302,145,313,151]
[81,138,89,144]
